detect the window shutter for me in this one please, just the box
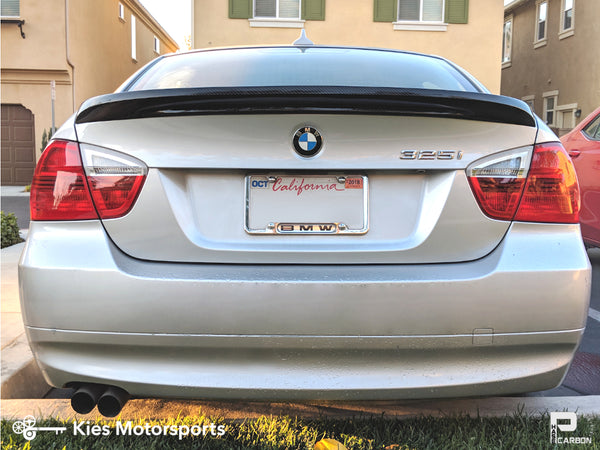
[374,0,396,22]
[1,0,20,17]
[445,0,468,24]
[302,0,325,21]
[229,0,252,19]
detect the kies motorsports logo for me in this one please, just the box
[550,412,593,445]
[12,416,226,442]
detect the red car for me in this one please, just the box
[561,106,600,247]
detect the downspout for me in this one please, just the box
[190,0,195,49]
[65,0,75,113]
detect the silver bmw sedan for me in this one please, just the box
[20,45,591,417]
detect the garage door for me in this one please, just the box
[1,104,36,185]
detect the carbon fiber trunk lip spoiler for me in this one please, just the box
[76,86,536,128]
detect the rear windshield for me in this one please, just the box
[127,47,479,92]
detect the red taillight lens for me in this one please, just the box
[30,140,147,221]
[87,175,146,219]
[468,177,526,221]
[81,145,147,219]
[514,143,580,223]
[30,140,98,221]
[467,143,580,224]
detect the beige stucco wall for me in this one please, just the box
[501,0,600,131]
[1,0,178,161]
[194,0,503,93]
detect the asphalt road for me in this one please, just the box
[1,195,30,230]
[2,194,599,397]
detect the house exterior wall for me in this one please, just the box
[1,0,178,167]
[193,0,503,94]
[501,0,600,135]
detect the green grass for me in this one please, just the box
[1,413,598,449]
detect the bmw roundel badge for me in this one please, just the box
[293,126,323,157]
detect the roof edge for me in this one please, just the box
[504,0,530,14]
[124,0,179,51]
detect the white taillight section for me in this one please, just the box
[468,147,533,179]
[467,147,532,221]
[80,145,147,219]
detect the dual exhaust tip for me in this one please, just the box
[71,384,130,417]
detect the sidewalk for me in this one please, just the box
[1,236,50,399]
[1,186,30,197]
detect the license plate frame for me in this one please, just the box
[244,174,369,235]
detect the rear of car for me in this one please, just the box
[20,46,591,411]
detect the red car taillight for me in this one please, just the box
[514,144,580,223]
[467,143,580,223]
[31,140,98,220]
[31,140,147,221]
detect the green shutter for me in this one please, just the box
[445,0,468,24]
[302,0,325,21]
[229,0,252,19]
[373,0,396,22]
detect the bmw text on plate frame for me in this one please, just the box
[20,33,591,417]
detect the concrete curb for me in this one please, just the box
[1,396,599,421]
[1,240,50,400]
[0,334,50,399]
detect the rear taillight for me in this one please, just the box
[31,140,98,220]
[514,143,579,223]
[467,143,579,223]
[467,147,531,221]
[80,145,147,219]
[30,140,147,221]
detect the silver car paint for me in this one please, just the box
[20,220,590,398]
[74,115,536,170]
[75,114,537,264]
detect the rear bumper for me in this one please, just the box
[19,221,591,399]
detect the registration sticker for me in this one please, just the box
[344,177,363,189]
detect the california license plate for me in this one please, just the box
[245,175,368,234]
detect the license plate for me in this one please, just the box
[245,175,368,235]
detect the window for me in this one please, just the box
[118,3,124,20]
[397,0,444,22]
[522,95,535,112]
[229,0,324,23]
[128,47,479,93]
[254,0,301,19]
[557,105,577,130]
[1,0,20,17]
[535,1,547,47]
[543,91,558,126]
[583,114,600,141]
[373,0,467,29]
[154,36,160,54]
[502,17,513,66]
[131,15,136,61]
[559,0,574,39]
